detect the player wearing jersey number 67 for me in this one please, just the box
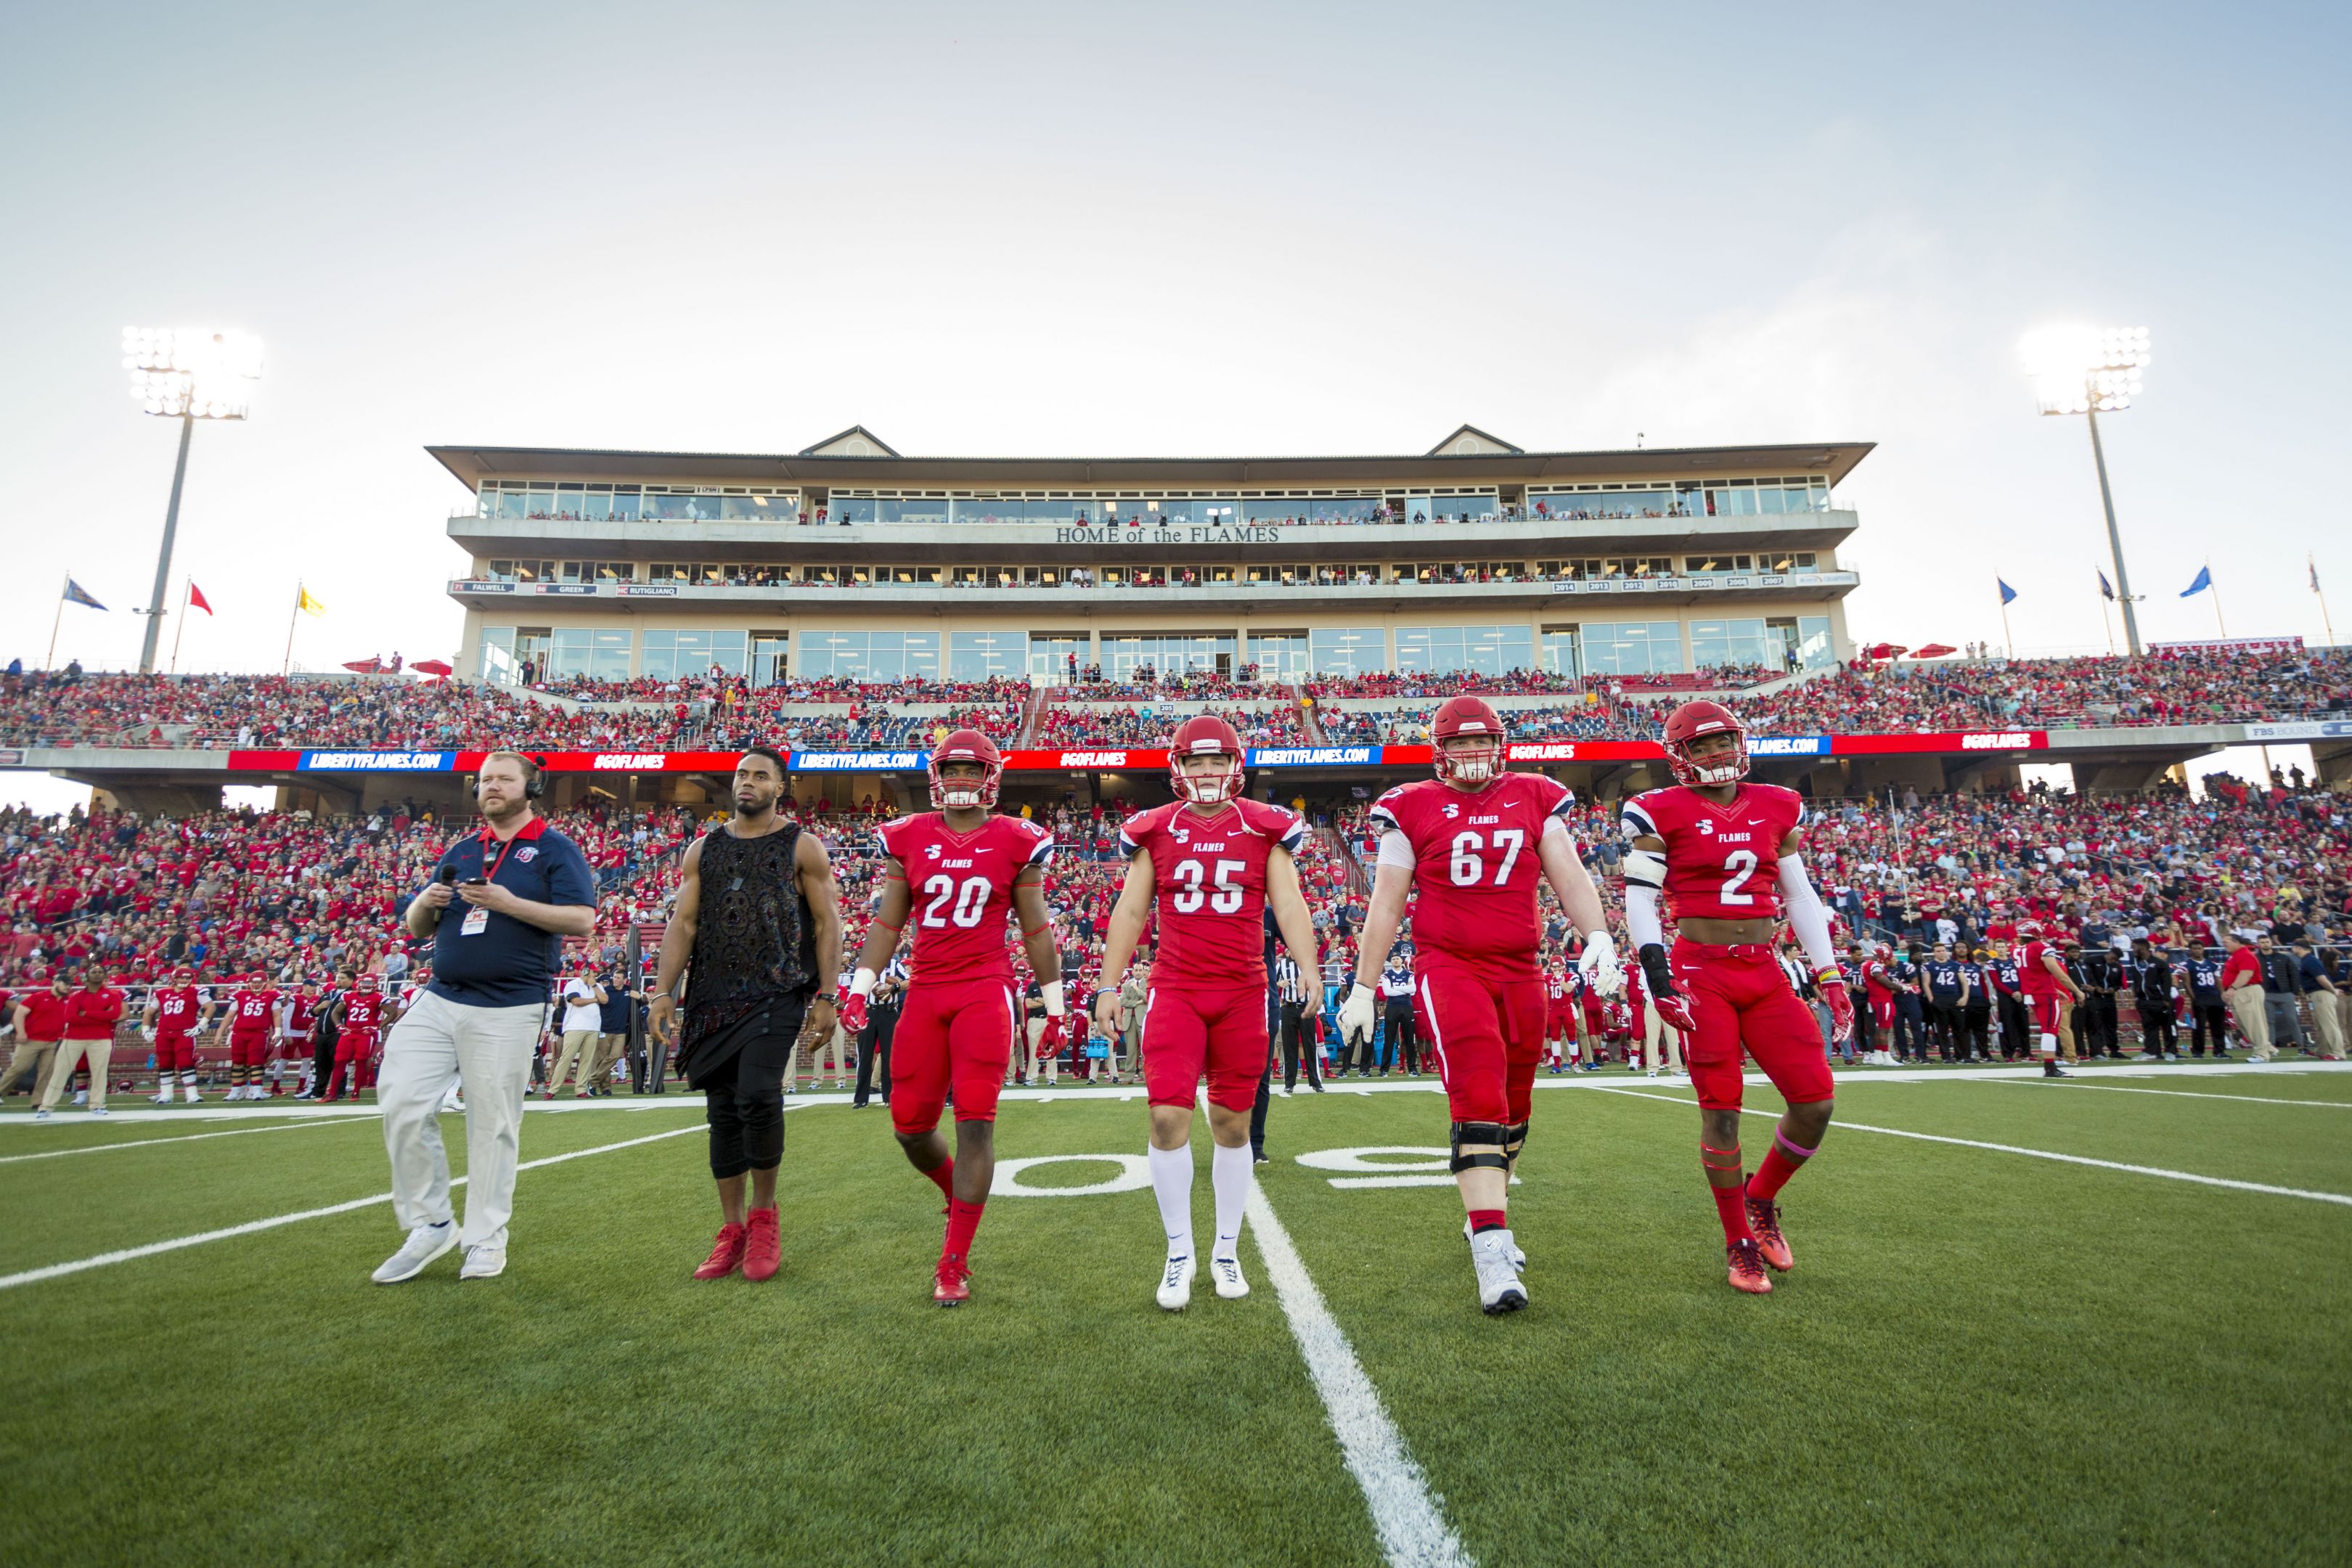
[1620,700,1853,1296]
[1092,716,1324,1311]
[840,730,1065,1307]
[1343,696,1622,1315]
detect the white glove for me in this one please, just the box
[1337,982,1379,1045]
[140,1026,157,1045]
[1577,931,1625,997]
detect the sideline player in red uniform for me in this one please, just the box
[143,965,211,1104]
[1342,695,1621,1314]
[1091,716,1325,1310]
[216,977,280,1101]
[2015,920,2083,1078]
[841,730,1065,1306]
[1619,700,1855,1295]
[326,983,388,1101]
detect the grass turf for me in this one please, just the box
[1,1069,2345,1566]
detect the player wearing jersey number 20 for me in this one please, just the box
[1620,700,1854,1295]
[1093,716,1325,1311]
[1342,696,1622,1315]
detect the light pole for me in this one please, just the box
[122,327,264,674]
[2022,324,2151,655]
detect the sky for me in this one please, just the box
[2,0,2347,682]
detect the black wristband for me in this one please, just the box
[1638,942,1677,997]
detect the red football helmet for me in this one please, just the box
[2015,920,2043,939]
[1167,714,1246,805]
[1431,695,1507,785]
[1662,700,1749,788]
[927,729,1003,811]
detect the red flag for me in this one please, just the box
[189,582,213,615]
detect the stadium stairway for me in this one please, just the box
[1289,684,1329,745]
[1317,822,1371,897]
[1014,685,1053,747]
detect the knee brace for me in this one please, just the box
[1503,1120,1529,1159]
[1449,1121,1511,1174]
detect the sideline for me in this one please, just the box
[1982,1079,2352,1108]
[0,1117,364,1166]
[1584,1085,2352,1209]
[0,1124,706,1291]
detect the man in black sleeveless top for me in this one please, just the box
[650,746,843,1283]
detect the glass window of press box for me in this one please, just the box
[1100,634,1237,681]
[1397,492,1501,525]
[1395,624,1537,677]
[1249,633,1311,679]
[1309,627,1386,677]
[1572,621,1686,677]
[1029,635,1089,682]
[642,630,748,681]
[950,632,1029,681]
[794,630,939,682]
[547,627,632,682]
[1688,616,1834,673]
[473,483,799,523]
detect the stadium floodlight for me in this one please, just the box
[2021,324,2151,655]
[121,327,264,673]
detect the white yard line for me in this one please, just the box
[0,1124,705,1291]
[1584,1085,2352,1209]
[0,1118,362,1165]
[1246,1180,1477,1568]
[1983,1080,2352,1108]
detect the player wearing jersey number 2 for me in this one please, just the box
[841,730,1066,1307]
[1342,696,1622,1315]
[1620,700,1855,1295]
[1093,716,1324,1311]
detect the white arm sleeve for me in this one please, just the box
[1376,829,1415,870]
[1778,855,1837,971]
[1540,814,1570,849]
[1625,883,1665,950]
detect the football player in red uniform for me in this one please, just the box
[841,730,1065,1306]
[326,982,388,1101]
[216,977,280,1101]
[2014,920,2083,1078]
[1342,695,1621,1314]
[1543,960,1580,1073]
[1619,700,1854,1295]
[143,965,211,1104]
[1091,716,1324,1310]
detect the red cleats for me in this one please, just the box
[1726,1238,1773,1294]
[693,1222,747,1281]
[933,1254,972,1307]
[1744,1196,1794,1272]
[742,1209,781,1283]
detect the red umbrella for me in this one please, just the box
[411,658,454,679]
[341,656,385,674]
[1911,643,1958,658]
[1863,642,1908,661]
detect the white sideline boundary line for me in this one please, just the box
[0,1117,364,1165]
[0,1124,704,1292]
[1585,1085,2352,1209]
[1983,1080,2352,1108]
[1247,1181,1476,1568]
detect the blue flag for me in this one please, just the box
[2181,565,2213,598]
[1998,578,2018,605]
[2099,570,2115,601]
[62,578,105,611]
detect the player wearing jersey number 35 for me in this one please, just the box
[1620,699,1853,1295]
[842,730,1065,1307]
[1093,716,1324,1311]
[1343,695,1622,1315]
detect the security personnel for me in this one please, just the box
[2184,947,2230,1057]
[1921,942,1968,1062]
[2131,941,2179,1060]
[2076,944,2121,1059]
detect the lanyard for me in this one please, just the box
[478,827,528,885]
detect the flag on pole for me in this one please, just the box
[62,578,106,610]
[2314,558,2324,594]
[1997,579,2018,605]
[2181,566,2213,598]
[2099,570,2115,600]
[296,584,327,617]
[189,582,213,615]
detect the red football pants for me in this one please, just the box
[153,1032,195,1072]
[1416,958,1545,1126]
[890,978,1016,1136]
[1141,983,1267,1112]
[1670,941,1834,1111]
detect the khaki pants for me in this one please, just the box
[2053,998,2078,1061]
[378,990,543,1251]
[2308,995,2345,1059]
[804,1025,846,1086]
[1021,1016,1056,1084]
[41,1040,114,1111]
[550,1029,599,1094]
[2225,988,2271,1061]
[1641,1009,1683,1073]
[591,1032,626,1085]
[1,1038,60,1097]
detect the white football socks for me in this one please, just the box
[1147,1143,1193,1260]
[1209,1140,1252,1261]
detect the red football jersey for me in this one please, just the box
[2018,939,2060,997]
[1619,783,1806,923]
[152,985,205,1034]
[876,812,1055,984]
[231,988,278,1030]
[1369,772,1575,979]
[285,996,319,1033]
[343,990,385,1033]
[1119,799,1306,987]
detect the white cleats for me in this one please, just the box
[1209,1254,1249,1300]
[459,1245,507,1281]
[34,1108,52,1120]
[88,1107,109,1117]
[1464,1218,1527,1270]
[1646,1068,1659,1079]
[372,1222,457,1284]
[1471,1230,1528,1315]
[153,1092,173,1106]
[184,1087,201,1103]
[1156,1254,1196,1312]
[73,1090,88,1105]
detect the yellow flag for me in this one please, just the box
[296,584,327,617]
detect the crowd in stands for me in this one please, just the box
[1026,702,1312,749]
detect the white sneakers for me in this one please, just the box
[1209,1254,1249,1300]
[1471,1230,1528,1315]
[460,1245,507,1281]
[372,1222,458,1283]
[1464,1218,1527,1270]
[1156,1254,1196,1311]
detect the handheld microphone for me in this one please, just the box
[438,865,460,886]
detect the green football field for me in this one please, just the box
[4,1062,2347,1567]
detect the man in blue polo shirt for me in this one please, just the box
[372,751,597,1285]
